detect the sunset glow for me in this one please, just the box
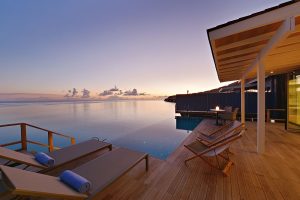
[0,0,287,98]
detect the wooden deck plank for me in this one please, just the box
[89,120,300,200]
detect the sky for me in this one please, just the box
[0,0,288,97]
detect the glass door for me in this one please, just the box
[287,71,300,131]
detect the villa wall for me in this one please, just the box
[176,92,285,120]
[176,74,287,120]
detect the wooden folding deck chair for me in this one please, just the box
[0,139,112,172]
[184,128,244,176]
[0,148,149,200]
[196,120,243,147]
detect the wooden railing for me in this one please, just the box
[266,109,286,122]
[0,123,76,152]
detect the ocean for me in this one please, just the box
[0,100,199,159]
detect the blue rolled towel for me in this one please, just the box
[34,152,55,167]
[60,170,92,193]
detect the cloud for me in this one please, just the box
[72,88,79,97]
[81,88,90,98]
[124,88,138,96]
[99,90,113,96]
[65,88,79,97]
[99,85,123,96]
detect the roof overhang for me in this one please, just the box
[207,0,300,82]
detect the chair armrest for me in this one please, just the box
[196,138,211,147]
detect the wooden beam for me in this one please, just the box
[242,17,295,79]
[270,42,300,55]
[210,40,222,82]
[216,40,268,55]
[265,50,300,66]
[288,31,300,38]
[219,74,242,81]
[219,60,253,69]
[214,22,282,47]
[216,32,274,51]
[219,55,257,65]
[219,65,248,73]
[219,67,249,75]
[208,2,300,40]
[217,44,265,58]
[218,35,300,81]
[257,60,265,154]
[218,52,258,62]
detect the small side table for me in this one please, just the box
[210,109,225,126]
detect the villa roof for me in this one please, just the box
[207,0,300,82]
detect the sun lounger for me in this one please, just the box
[0,148,148,200]
[196,120,242,146]
[0,139,112,172]
[184,128,244,176]
[194,121,233,138]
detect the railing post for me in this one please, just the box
[241,79,246,127]
[266,109,270,122]
[71,138,76,145]
[20,123,27,151]
[48,131,54,152]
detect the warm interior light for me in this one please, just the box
[216,106,219,111]
[270,71,274,74]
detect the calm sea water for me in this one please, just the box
[0,100,200,159]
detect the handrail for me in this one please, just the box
[0,140,21,147]
[27,140,60,151]
[0,122,76,152]
[0,123,22,128]
[25,123,74,139]
[266,109,286,122]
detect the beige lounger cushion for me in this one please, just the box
[0,147,46,169]
[0,165,87,200]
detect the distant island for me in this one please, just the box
[164,95,176,103]
[164,81,240,103]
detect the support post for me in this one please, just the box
[145,155,149,171]
[71,138,76,145]
[20,123,27,151]
[241,79,246,126]
[257,60,265,154]
[48,131,54,152]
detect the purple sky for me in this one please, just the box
[0,0,287,96]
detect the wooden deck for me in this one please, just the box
[3,119,300,200]
[88,119,300,200]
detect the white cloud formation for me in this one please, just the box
[81,88,90,98]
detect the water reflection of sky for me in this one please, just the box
[0,100,196,159]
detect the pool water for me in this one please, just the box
[0,100,202,159]
[176,116,202,131]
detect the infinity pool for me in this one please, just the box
[0,100,201,159]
